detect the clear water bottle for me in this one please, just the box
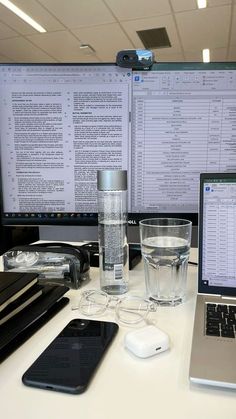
[97,170,129,295]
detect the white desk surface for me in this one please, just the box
[1,247,236,419]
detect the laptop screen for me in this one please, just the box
[199,173,236,295]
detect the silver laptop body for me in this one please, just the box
[189,173,236,389]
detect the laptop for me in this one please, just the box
[189,172,236,389]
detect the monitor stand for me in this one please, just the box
[39,226,98,242]
[39,225,144,243]
[39,225,198,246]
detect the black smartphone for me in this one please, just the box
[22,319,119,394]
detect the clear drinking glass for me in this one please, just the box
[139,218,192,306]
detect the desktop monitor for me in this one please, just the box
[0,62,236,243]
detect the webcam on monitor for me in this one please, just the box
[116,49,154,70]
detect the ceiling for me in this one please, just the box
[0,0,235,64]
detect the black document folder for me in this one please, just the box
[0,283,43,326]
[0,271,38,311]
[0,284,69,362]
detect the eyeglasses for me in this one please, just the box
[72,289,157,325]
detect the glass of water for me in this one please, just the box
[139,218,192,306]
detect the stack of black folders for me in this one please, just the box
[0,271,69,362]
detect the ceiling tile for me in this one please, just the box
[230,5,236,46]
[74,55,100,63]
[72,23,134,62]
[209,47,228,60]
[0,22,18,39]
[105,0,171,20]
[27,30,95,62]
[121,15,182,53]
[207,0,232,6]
[154,50,185,62]
[0,37,56,62]
[170,0,197,12]
[0,54,14,62]
[38,0,115,28]
[184,50,202,61]
[176,6,231,50]
[228,46,236,60]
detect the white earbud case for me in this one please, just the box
[124,325,170,358]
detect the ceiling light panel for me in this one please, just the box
[197,0,207,8]
[0,0,46,32]
[202,48,210,62]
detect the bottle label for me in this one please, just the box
[114,264,123,281]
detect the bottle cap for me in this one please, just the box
[97,170,127,191]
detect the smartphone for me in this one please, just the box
[22,319,119,394]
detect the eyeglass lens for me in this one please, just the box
[117,298,150,324]
[79,291,109,316]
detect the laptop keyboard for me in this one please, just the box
[206,303,236,338]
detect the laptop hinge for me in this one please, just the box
[221,296,236,301]
[199,293,236,300]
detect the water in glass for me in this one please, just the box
[141,235,190,305]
